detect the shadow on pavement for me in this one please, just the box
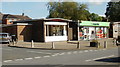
[95,57,120,63]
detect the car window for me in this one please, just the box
[0,34,7,37]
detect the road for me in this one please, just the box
[1,44,120,66]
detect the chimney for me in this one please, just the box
[22,13,24,16]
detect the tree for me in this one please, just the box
[105,1,120,22]
[47,2,90,21]
[89,13,102,21]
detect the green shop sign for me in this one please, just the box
[80,21,110,27]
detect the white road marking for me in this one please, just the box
[34,56,41,59]
[85,55,115,62]
[73,51,77,53]
[27,51,52,54]
[89,50,93,51]
[43,56,50,58]
[14,59,23,61]
[3,60,12,62]
[67,52,72,54]
[51,54,58,56]
[94,50,98,51]
[59,53,65,55]
[24,58,33,60]
[54,53,60,55]
[84,50,89,52]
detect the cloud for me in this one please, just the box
[88,0,111,5]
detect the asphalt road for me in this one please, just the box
[1,44,120,66]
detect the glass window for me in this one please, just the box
[46,25,65,36]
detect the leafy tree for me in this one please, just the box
[105,1,120,22]
[89,13,102,21]
[47,2,90,21]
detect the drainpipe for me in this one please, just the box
[78,20,80,41]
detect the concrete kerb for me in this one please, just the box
[7,39,118,50]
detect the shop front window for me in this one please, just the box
[46,25,65,36]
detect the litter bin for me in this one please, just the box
[90,42,98,47]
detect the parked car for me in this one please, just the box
[116,36,120,46]
[0,33,11,43]
[113,36,120,46]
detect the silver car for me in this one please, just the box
[0,33,11,43]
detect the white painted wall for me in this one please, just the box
[45,22,67,25]
[45,36,67,42]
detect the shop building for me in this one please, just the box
[113,22,120,38]
[2,18,78,42]
[79,21,110,40]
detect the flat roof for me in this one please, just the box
[13,18,77,23]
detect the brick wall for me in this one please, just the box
[2,19,13,25]
[17,25,32,41]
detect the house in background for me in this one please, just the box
[2,13,31,25]
[2,18,78,42]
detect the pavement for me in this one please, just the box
[8,38,118,50]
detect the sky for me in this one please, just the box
[1,0,110,19]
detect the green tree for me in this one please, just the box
[105,1,120,22]
[47,2,90,21]
[89,13,102,21]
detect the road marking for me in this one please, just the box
[27,51,52,54]
[14,59,23,61]
[89,50,93,51]
[3,60,12,62]
[43,56,50,58]
[24,58,33,60]
[51,54,58,56]
[67,52,71,54]
[54,53,60,55]
[73,51,77,53]
[94,50,98,51]
[34,57,41,59]
[59,53,65,55]
[84,50,89,52]
[85,55,115,62]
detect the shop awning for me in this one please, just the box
[80,21,110,27]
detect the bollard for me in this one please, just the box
[8,40,11,46]
[96,43,100,48]
[77,42,80,49]
[13,40,15,46]
[31,40,34,48]
[52,42,55,49]
[104,41,107,48]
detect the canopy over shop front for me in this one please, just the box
[78,21,110,40]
